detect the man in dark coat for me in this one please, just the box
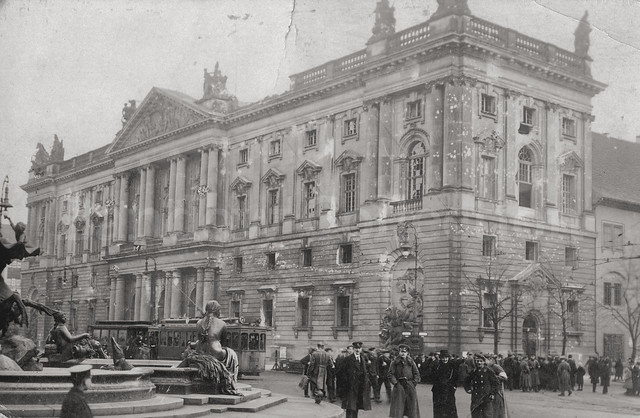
[366,347,382,403]
[300,347,315,398]
[431,349,458,418]
[600,356,612,394]
[61,364,93,418]
[464,354,500,418]
[389,344,420,418]
[556,356,571,396]
[341,342,371,418]
[376,349,393,403]
[567,354,577,391]
[335,346,351,399]
[307,342,334,404]
[325,347,337,402]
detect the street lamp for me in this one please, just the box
[397,221,423,336]
[0,176,13,235]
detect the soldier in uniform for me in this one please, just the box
[60,364,93,418]
[300,347,315,398]
[463,354,500,418]
[376,349,392,403]
[366,347,382,403]
[388,344,420,418]
[307,342,334,404]
[340,342,371,418]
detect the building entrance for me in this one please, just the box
[522,314,539,357]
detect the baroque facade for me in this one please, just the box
[21,1,605,359]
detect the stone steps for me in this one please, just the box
[209,394,288,413]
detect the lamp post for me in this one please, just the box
[397,221,423,336]
[0,176,12,237]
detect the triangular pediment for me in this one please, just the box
[334,150,363,172]
[558,151,584,172]
[296,160,322,181]
[230,176,252,194]
[107,88,211,155]
[510,262,557,287]
[261,168,285,187]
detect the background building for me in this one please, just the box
[21,0,604,360]
[593,133,640,362]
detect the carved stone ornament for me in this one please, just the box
[295,287,313,298]
[261,168,285,189]
[90,211,104,226]
[31,142,50,170]
[126,93,203,145]
[257,286,277,299]
[230,176,252,195]
[474,131,505,153]
[74,217,86,232]
[296,160,322,182]
[57,220,69,234]
[558,151,584,173]
[369,0,396,43]
[335,151,363,173]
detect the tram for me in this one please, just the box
[89,318,267,375]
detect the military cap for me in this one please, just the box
[352,342,363,349]
[440,349,450,358]
[474,353,487,361]
[68,364,92,384]
[398,344,410,351]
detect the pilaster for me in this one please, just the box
[144,165,155,237]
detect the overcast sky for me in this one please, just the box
[1,0,639,222]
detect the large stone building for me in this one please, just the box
[21,0,605,359]
[592,133,640,361]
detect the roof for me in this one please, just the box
[592,133,640,208]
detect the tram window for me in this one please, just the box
[259,333,266,350]
[167,332,173,347]
[249,333,259,350]
[160,331,167,347]
[230,332,240,350]
[174,331,181,347]
[241,333,249,350]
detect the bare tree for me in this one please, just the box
[462,255,526,354]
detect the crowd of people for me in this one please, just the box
[299,342,640,418]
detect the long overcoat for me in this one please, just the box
[389,355,421,418]
[431,360,458,418]
[340,353,372,412]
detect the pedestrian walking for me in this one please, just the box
[600,356,612,394]
[556,356,572,396]
[576,362,585,391]
[623,360,634,396]
[301,347,316,398]
[588,356,600,392]
[340,342,371,418]
[487,354,507,418]
[366,347,382,403]
[325,347,337,402]
[528,355,540,392]
[60,364,93,418]
[519,356,531,392]
[388,344,420,418]
[567,354,577,391]
[431,349,458,418]
[376,349,392,403]
[307,342,333,404]
[614,358,624,381]
[464,354,500,418]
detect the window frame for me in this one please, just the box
[406,141,427,201]
[566,299,579,329]
[522,106,536,126]
[562,117,576,138]
[269,138,281,157]
[305,129,317,148]
[303,181,317,218]
[238,148,249,166]
[234,256,243,273]
[302,248,312,267]
[235,194,247,230]
[518,147,533,208]
[525,240,538,262]
[480,93,497,116]
[339,243,353,264]
[266,188,280,226]
[342,173,357,213]
[405,99,422,120]
[266,252,276,270]
[565,246,578,269]
[262,298,274,327]
[482,235,496,257]
[482,291,497,328]
[561,174,577,214]
[343,118,358,138]
[478,155,497,200]
[603,222,624,250]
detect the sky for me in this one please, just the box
[1,0,639,222]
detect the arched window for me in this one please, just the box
[518,147,533,208]
[407,142,426,200]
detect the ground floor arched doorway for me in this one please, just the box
[522,314,539,357]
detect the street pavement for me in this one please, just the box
[244,371,640,418]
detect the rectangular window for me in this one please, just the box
[62,200,68,213]
[562,117,576,138]
[523,106,535,125]
[479,156,496,200]
[267,189,279,225]
[57,276,63,289]
[340,244,353,264]
[406,99,422,120]
[266,252,276,270]
[304,181,316,217]
[343,173,356,212]
[236,196,246,229]
[298,297,310,327]
[614,283,622,306]
[481,94,496,115]
[262,299,273,327]
[567,299,579,328]
[482,235,496,257]
[604,282,612,306]
[306,129,317,147]
[239,148,248,164]
[337,295,350,327]
[269,139,281,156]
[95,190,103,205]
[302,248,312,267]
[76,231,84,255]
[525,241,538,261]
[344,118,357,137]
[72,273,78,288]
[562,174,577,214]
[231,300,241,318]
[603,222,624,249]
[603,333,624,361]
[565,247,578,268]
[234,256,243,273]
[483,292,497,328]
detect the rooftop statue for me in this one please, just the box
[430,0,471,20]
[30,142,50,170]
[121,99,137,125]
[574,11,591,59]
[50,134,64,162]
[203,62,229,100]
[178,300,242,395]
[369,0,396,43]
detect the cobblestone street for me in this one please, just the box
[248,371,640,418]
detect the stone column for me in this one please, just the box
[174,156,186,232]
[115,275,126,320]
[378,99,393,200]
[442,82,474,191]
[206,147,218,226]
[25,205,33,245]
[198,149,209,228]
[170,269,183,318]
[163,271,173,319]
[144,165,155,237]
[134,273,143,321]
[202,267,215,306]
[117,173,129,242]
[167,159,177,233]
[195,267,205,316]
[47,199,56,255]
[109,275,117,320]
[42,201,50,255]
[139,273,151,321]
[112,176,121,242]
[363,102,380,203]
[137,168,147,239]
